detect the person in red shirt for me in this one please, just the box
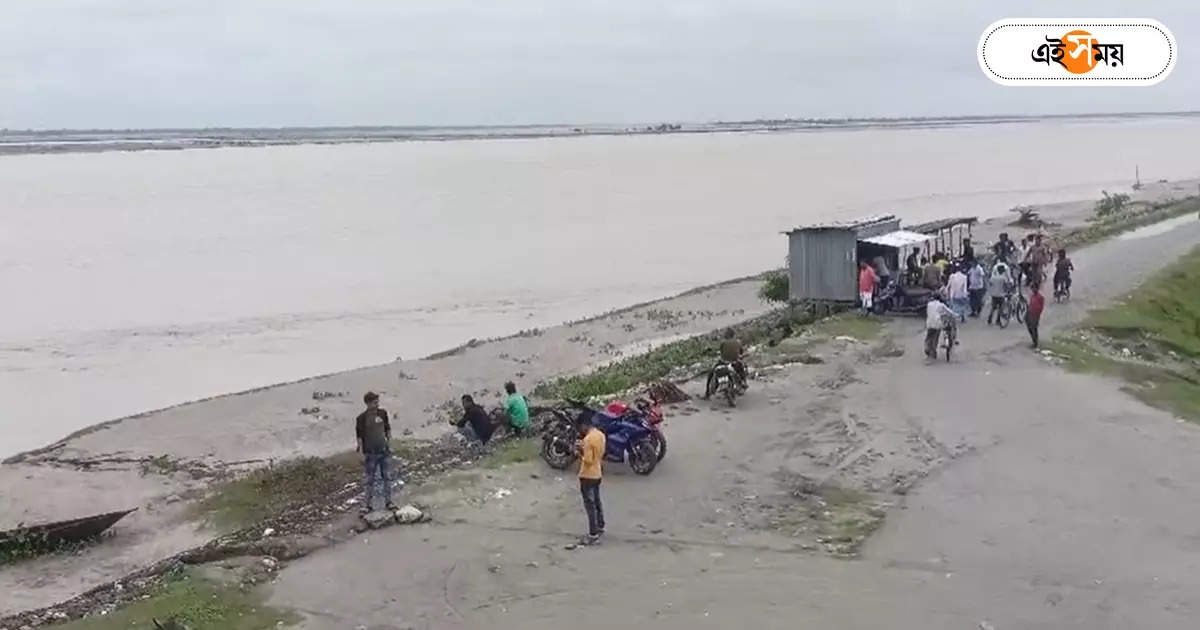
[1027,283,1046,348]
[858,260,878,315]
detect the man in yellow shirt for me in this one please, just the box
[577,415,607,544]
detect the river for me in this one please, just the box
[3,115,1199,456]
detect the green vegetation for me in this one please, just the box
[48,569,297,630]
[1049,246,1200,422]
[1061,196,1200,250]
[534,309,817,400]
[1,532,112,567]
[1094,190,1132,217]
[192,455,359,530]
[757,270,790,304]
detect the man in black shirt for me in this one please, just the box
[455,395,496,445]
[355,391,395,514]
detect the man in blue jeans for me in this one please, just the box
[355,391,396,514]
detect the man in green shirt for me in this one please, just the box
[503,381,531,435]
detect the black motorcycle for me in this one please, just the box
[873,282,934,315]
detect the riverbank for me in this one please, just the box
[2,185,1198,621]
[23,194,1200,630]
[4,112,1196,156]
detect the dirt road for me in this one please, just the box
[267,217,1200,629]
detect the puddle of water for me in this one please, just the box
[1117,213,1198,240]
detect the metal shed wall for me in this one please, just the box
[787,229,857,302]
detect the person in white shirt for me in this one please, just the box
[946,264,969,322]
[924,295,958,360]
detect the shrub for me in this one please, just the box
[758,271,790,304]
[1095,191,1131,217]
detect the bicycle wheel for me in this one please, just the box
[1015,295,1028,324]
[944,327,954,362]
[997,300,1011,328]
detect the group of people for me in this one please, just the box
[354,385,608,545]
[352,382,532,515]
[879,232,1073,360]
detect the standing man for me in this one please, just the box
[967,258,986,317]
[961,238,976,263]
[1027,283,1045,349]
[921,256,943,291]
[986,263,1014,326]
[355,392,396,514]
[906,248,921,285]
[924,294,957,360]
[946,264,969,322]
[858,260,878,315]
[503,381,531,436]
[577,414,606,545]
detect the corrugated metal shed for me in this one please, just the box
[786,215,900,302]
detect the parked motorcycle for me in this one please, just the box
[540,399,660,475]
[873,282,934,315]
[704,361,745,407]
[605,396,666,462]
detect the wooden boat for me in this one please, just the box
[0,508,136,551]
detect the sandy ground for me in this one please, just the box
[0,281,772,615]
[2,179,1197,618]
[264,215,1200,629]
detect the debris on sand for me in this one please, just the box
[646,381,690,403]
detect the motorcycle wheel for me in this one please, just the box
[628,437,659,475]
[651,431,667,462]
[872,297,888,315]
[724,382,737,407]
[540,427,577,470]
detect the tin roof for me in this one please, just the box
[908,216,978,234]
[859,230,934,249]
[785,214,897,234]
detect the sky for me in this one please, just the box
[1,0,1197,129]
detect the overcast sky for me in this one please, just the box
[2,0,1196,129]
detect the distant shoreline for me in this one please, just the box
[3,110,1198,156]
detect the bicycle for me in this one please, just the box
[942,319,957,362]
[996,294,1013,329]
[1054,276,1072,302]
[1014,291,1029,324]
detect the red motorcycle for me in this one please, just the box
[606,396,666,462]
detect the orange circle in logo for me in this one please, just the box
[1059,30,1100,74]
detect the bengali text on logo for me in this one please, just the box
[978,19,1175,86]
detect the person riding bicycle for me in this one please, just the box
[986,262,1015,326]
[1054,248,1074,297]
[992,232,1017,264]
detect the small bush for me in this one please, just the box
[758,271,790,304]
[1095,190,1131,217]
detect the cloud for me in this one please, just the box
[1,0,1197,128]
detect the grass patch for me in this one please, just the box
[534,309,818,400]
[1059,196,1200,250]
[48,569,297,630]
[1,532,114,567]
[192,456,359,530]
[479,438,539,469]
[1049,245,1200,422]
